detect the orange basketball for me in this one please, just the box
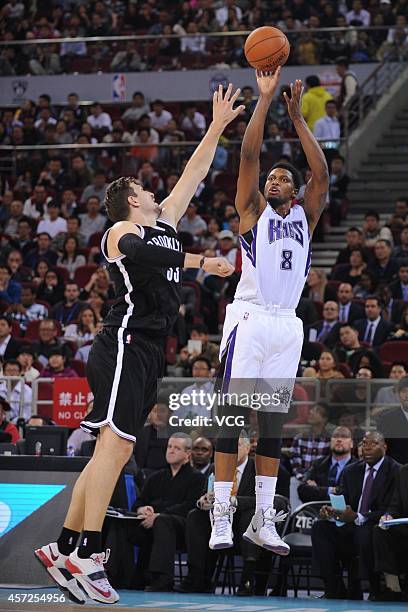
[244,26,290,71]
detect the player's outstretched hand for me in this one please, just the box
[203,256,235,277]
[255,66,281,100]
[212,84,245,131]
[283,79,304,121]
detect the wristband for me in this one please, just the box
[199,256,206,268]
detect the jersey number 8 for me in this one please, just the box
[281,250,293,271]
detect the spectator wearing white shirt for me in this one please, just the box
[215,230,238,268]
[346,0,371,26]
[180,104,206,138]
[180,22,206,53]
[23,184,53,220]
[87,102,112,133]
[0,359,32,422]
[131,114,159,144]
[78,196,107,244]
[178,202,207,238]
[148,100,173,136]
[36,202,67,239]
[8,285,48,332]
[178,357,214,419]
[387,15,408,44]
[17,345,41,384]
[60,26,87,57]
[313,99,341,151]
[34,108,57,132]
[122,92,150,124]
[215,1,242,27]
[80,172,107,205]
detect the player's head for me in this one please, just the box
[104,176,159,223]
[264,162,302,210]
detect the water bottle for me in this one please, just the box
[67,445,75,457]
[35,441,42,457]
[207,472,215,494]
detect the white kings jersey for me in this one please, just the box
[235,203,311,309]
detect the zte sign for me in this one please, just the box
[295,515,316,530]
[0,484,65,537]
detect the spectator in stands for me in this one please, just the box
[301,75,333,131]
[36,202,67,239]
[362,210,393,248]
[87,102,112,133]
[378,283,404,324]
[180,103,206,139]
[31,259,51,288]
[368,240,398,284]
[137,162,164,193]
[67,401,95,455]
[40,348,77,379]
[23,185,52,221]
[37,157,68,193]
[132,114,159,144]
[110,40,142,72]
[4,200,24,237]
[180,21,206,54]
[353,270,376,299]
[298,426,355,503]
[13,218,34,257]
[349,348,384,379]
[336,227,369,266]
[178,202,207,238]
[334,324,363,366]
[57,236,86,281]
[7,285,47,331]
[60,92,86,127]
[0,396,20,444]
[377,377,408,465]
[191,437,213,476]
[336,57,359,109]
[387,304,408,341]
[392,227,408,260]
[0,359,32,421]
[354,295,393,348]
[373,463,408,602]
[304,267,336,302]
[346,0,371,26]
[305,301,340,346]
[148,99,172,137]
[374,362,407,415]
[303,350,345,388]
[17,345,40,383]
[134,403,170,477]
[68,154,94,190]
[29,45,62,75]
[389,261,408,300]
[0,316,20,360]
[59,190,80,220]
[289,402,331,479]
[215,229,237,267]
[78,196,106,244]
[85,288,109,321]
[388,197,408,236]
[312,430,399,600]
[63,305,98,346]
[80,172,107,206]
[189,323,220,369]
[313,99,340,152]
[6,249,31,283]
[337,283,364,324]
[24,232,58,268]
[332,247,368,286]
[0,264,21,304]
[80,266,114,300]
[51,281,84,326]
[36,269,65,307]
[32,319,72,367]
[124,433,205,592]
[122,91,150,124]
[177,357,214,420]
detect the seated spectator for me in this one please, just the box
[80,172,107,206]
[110,41,142,72]
[0,315,20,360]
[0,264,21,304]
[16,345,40,383]
[68,154,94,190]
[303,267,336,302]
[36,202,67,239]
[337,283,364,324]
[180,103,206,139]
[53,215,85,251]
[374,362,407,415]
[298,426,355,503]
[80,266,114,300]
[332,247,368,286]
[392,226,408,260]
[389,260,408,300]
[131,114,159,144]
[24,232,58,268]
[353,270,377,300]
[13,218,34,257]
[6,249,32,283]
[312,431,399,600]
[87,102,112,133]
[377,377,408,465]
[64,305,98,346]
[178,202,207,239]
[0,359,32,421]
[178,357,214,420]
[346,0,371,26]
[122,91,150,124]
[51,282,85,326]
[37,157,68,194]
[0,397,20,444]
[40,348,77,379]
[85,288,109,321]
[215,230,238,268]
[373,463,408,602]
[191,436,213,476]
[388,304,408,341]
[189,323,220,369]
[289,402,331,479]
[388,197,408,236]
[23,184,52,220]
[79,196,107,245]
[67,401,95,455]
[148,99,172,137]
[336,227,372,266]
[4,200,24,238]
[378,283,404,325]
[303,350,345,392]
[334,324,362,366]
[36,269,65,307]
[349,348,385,379]
[57,236,86,280]
[122,433,205,592]
[60,190,80,220]
[305,301,340,347]
[368,240,398,285]
[31,258,51,288]
[136,161,164,193]
[74,343,92,364]
[354,295,393,348]
[362,210,393,249]
[134,403,170,478]
[180,22,206,54]
[32,319,72,367]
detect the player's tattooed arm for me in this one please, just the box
[159,84,244,227]
[284,80,329,234]
[236,68,281,232]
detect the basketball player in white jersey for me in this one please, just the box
[209,71,329,553]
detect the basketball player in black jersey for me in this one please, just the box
[35,85,244,604]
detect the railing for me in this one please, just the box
[343,54,408,137]
[0,26,400,75]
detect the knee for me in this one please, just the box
[99,426,134,464]
[153,513,172,533]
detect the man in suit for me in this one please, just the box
[368,239,399,285]
[389,261,408,300]
[377,376,408,465]
[312,430,400,599]
[378,283,405,325]
[333,324,362,366]
[373,464,408,601]
[354,295,393,348]
[298,426,356,503]
[305,301,341,348]
[191,436,213,476]
[0,316,21,360]
[337,283,364,324]
[134,403,170,479]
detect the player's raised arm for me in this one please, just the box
[283,80,329,234]
[236,68,281,232]
[159,85,245,227]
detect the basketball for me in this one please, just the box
[244,26,290,71]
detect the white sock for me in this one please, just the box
[255,475,277,513]
[385,573,401,592]
[214,481,233,506]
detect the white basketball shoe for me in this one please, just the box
[243,507,290,555]
[209,501,236,550]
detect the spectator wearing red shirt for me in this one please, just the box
[0,397,20,444]
[40,348,77,378]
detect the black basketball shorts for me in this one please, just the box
[81,326,165,442]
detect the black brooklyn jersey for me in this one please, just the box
[102,218,182,337]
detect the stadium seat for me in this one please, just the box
[71,359,86,377]
[11,319,22,337]
[55,266,70,284]
[379,341,408,363]
[74,264,98,288]
[37,382,54,419]
[25,319,62,341]
[88,232,104,248]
